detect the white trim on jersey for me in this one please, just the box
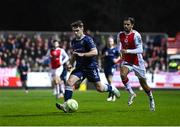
[117,30,146,70]
[60,48,69,65]
[126,30,143,54]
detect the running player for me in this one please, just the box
[56,20,120,112]
[44,40,69,99]
[117,17,155,111]
[101,36,121,102]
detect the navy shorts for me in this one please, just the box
[20,75,27,81]
[104,67,116,78]
[60,67,67,82]
[71,67,100,82]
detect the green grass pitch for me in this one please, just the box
[0,89,180,126]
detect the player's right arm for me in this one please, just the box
[116,32,123,59]
[122,32,143,54]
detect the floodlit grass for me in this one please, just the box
[0,89,180,126]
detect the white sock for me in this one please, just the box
[60,84,65,94]
[56,84,60,95]
[53,87,56,95]
[148,91,154,100]
[102,84,112,92]
[125,83,135,95]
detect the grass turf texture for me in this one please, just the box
[0,89,180,126]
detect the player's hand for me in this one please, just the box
[67,64,72,71]
[73,52,84,57]
[121,49,127,54]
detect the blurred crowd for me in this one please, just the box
[0,31,167,73]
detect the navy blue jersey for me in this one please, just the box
[102,46,120,68]
[18,64,28,81]
[71,35,98,69]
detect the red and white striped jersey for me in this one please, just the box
[117,30,145,69]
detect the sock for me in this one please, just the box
[53,87,56,95]
[126,84,135,95]
[56,84,60,95]
[145,90,154,100]
[59,84,65,94]
[108,92,112,98]
[122,77,134,94]
[103,84,112,92]
[64,85,73,101]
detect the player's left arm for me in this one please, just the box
[122,32,143,54]
[73,48,98,57]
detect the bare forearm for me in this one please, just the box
[73,48,98,57]
[83,49,98,57]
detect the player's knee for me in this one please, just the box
[96,85,103,92]
[55,79,60,84]
[120,74,127,80]
[67,80,74,86]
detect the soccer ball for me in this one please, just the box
[66,99,78,112]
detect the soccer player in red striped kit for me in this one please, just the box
[117,17,155,111]
[44,40,69,99]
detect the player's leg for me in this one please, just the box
[52,67,63,99]
[138,77,155,111]
[54,75,61,99]
[22,79,28,93]
[87,68,120,98]
[93,81,120,98]
[56,74,80,112]
[134,67,155,111]
[120,65,136,105]
[57,66,66,98]
[24,80,28,93]
[106,74,116,101]
[64,74,80,101]
[104,67,116,101]
[51,69,57,95]
[56,69,82,112]
[106,75,113,101]
[59,80,65,97]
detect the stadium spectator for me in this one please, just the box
[56,20,120,112]
[117,17,155,111]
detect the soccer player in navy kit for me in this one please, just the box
[102,36,121,102]
[18,59,29,93]
[56,20,120,112]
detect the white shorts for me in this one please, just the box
[51,66,63,78]
[121,62,146,79]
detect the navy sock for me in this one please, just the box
[106,84,112,92]
[64,90,73,101]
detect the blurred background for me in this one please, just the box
[0,0,180,89]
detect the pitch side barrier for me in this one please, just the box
[0,68,180,90]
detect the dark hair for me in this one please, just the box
[70,20,84,28]
[124,17,135,25]
[52,40,59,43]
